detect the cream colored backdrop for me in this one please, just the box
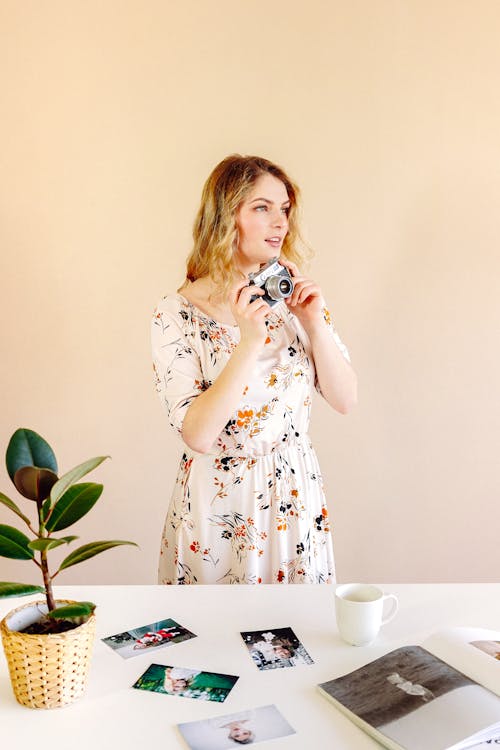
[1,1,499,585]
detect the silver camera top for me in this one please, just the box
[248,257,282,285]
[248,257,294,307]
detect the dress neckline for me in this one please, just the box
[175,292,239,329]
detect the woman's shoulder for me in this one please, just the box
[153,292,191,319]
[152,293,195,335]
[154,291,184,313]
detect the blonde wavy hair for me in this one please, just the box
[182,154,312,296]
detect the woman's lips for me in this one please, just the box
[265,238,282,248]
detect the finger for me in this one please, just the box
[289,277,305,304]
[289,279,317,306]
[298,281,318,301]
[288,279,307,306]
[237,285,264,307]
[252,302,272,320]
[247,297,269,313]
[279,258,301,278]
[297,283,320,305]
[228,278,250,306]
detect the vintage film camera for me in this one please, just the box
[248,257,294,307]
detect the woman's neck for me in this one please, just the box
[178,276,237,325]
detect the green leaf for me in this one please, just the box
[0,525,34,560]
[59,535,79,544]
[0,492,31,526]
[50,456,109,505]
[6,428,57,481]
[45,483,103,532]
[46,601,96,619]
[41,497,52,523]
[13,466,58,502]
[0,582,45,598]
[58,540,138,571]
[28,538,67,552]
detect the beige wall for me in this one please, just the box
[1,1,499,585]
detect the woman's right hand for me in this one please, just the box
[181,281,270,454]
[229,280,270,349]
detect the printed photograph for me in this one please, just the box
[178,704,296,749]
[319,646,473,727]
[470,640,500,661]
[240,627,314,670]
[132,663,239,702]
[102,617,196,658]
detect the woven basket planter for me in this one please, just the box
[0,599,96,709]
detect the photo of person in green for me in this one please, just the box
[132,663,239,702]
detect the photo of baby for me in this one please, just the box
[240,627,314,671]
[132,663,239,702]
[102,617,196,658]
[178,704,296,749]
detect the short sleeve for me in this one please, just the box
[322,306,351,364]
[151,297,205,438]
[290,304,351,398]
[313,306,351,395]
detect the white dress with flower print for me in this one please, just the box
[151,293,351,585]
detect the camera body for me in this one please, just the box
[248,257,294,307]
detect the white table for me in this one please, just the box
[1,584,500,749]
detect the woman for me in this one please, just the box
[152,154,356,585]
[210,712,256,745]
[163,666,199,695]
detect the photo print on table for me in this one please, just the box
[240,627,314,670]
[178,704,296,750]
[101,617,196,658]
[470,640,500,661]
[132,664,239,702]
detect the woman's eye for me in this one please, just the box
[255,205,267,211]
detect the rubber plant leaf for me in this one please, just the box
[58,540,138,571]
[0,525,34,560]
[0,492,31,526]
[45,483,103,532]
[0,582,45,598]
[46,601,96,620]
[50,456,109,505]
[6,428,57,481]
[13,466,58,502]
[28,538,68,552]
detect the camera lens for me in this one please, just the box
[265,275,294,301]
[279,278,293,295]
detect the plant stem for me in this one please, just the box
[40,550,56,612]
[37,497,55,612]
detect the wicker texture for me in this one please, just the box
[0,600,96,709]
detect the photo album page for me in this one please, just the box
[318,627,500,750]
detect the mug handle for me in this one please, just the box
[381,593,399,625]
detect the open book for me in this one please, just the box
[318,627,500,750]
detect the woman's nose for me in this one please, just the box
[272,210,286,227]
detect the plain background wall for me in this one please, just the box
[1,1,499,585]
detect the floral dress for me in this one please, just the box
[151,292,351,585]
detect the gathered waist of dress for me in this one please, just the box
[199,433,314,460]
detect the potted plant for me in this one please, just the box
[0,427,137,709]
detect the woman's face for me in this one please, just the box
[229,725,252,742]
[274,645,291,659]
[234,173,290,274]
[170,678,188,692]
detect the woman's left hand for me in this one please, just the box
[279,259,325,327]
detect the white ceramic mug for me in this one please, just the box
[334,583,399,646]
